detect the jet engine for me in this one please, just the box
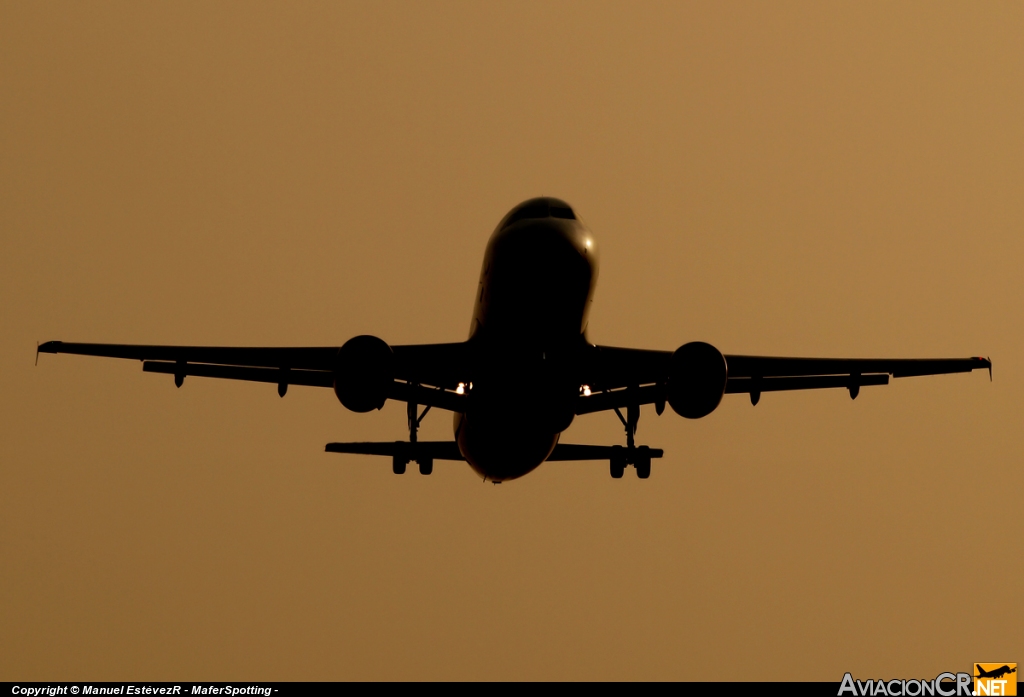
[666,341,728,419]
[333,335,394,412]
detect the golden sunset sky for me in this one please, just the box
[2,1,1021,680]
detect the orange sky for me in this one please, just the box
[1,1,1021,680]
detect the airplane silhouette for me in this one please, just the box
[38,197,992,481]
[976,666,1016,680]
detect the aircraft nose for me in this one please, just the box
[496,217,596,264]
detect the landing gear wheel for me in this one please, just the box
[418,458,433,475]
[393,455,407,475]
[610,446,625,478]
[635,447,651,479]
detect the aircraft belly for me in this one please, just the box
[454,412,558,481]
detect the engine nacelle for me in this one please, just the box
[333,335,394,413]
[666,341,728,419]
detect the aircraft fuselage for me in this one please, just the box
[454,198,598,481]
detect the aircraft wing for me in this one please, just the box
[37,340,992,414]
[578,345,991,413]
[36,340,469,411]
[722,355,991,401]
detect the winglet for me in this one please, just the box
[977,356,992,381]
[35,342,39,366]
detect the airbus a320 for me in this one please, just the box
[39,197,992,481]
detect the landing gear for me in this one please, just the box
[610,393,655,479]
[635,446,651,479]
[391,454,430,475]
[608,446,651,478]
[393,395,433,475]
[610,446,626,478]
[408,399,425,445]
[618,400,639,451]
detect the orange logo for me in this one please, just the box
[974,664,1017,697]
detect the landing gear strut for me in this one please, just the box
[612,389,653,479]
[393,392,433,475]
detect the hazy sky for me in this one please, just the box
[1,1,1021,680]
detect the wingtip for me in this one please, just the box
[976,355,992,381]
[37,340,61,354]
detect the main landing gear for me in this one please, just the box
[610,399,653,479]
[392,394,433,475]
